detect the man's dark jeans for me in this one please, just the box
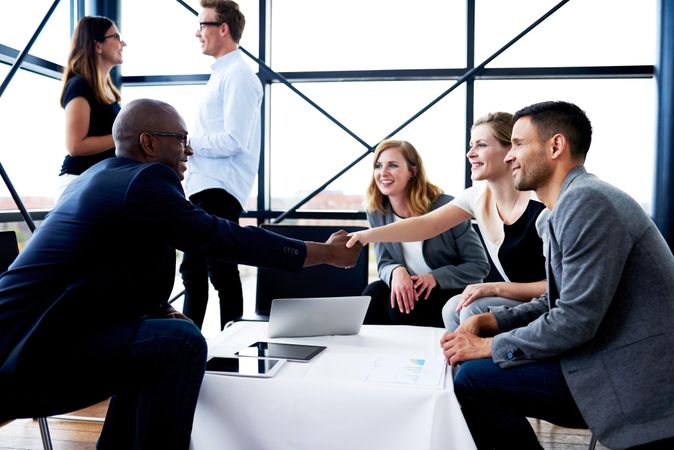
[453,358,674,450]
[453,358,586,450]
[3,319,207,450]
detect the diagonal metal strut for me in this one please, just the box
[0,0,61,233]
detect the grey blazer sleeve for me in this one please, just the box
[492,185,634,367]
[368,212,403,286]
[491,293,549,331]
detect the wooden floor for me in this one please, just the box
[0,400,609,450]
[0,400,107,450]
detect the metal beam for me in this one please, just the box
[464,0,476,189]
[121,74,209,86]
[0,44,63,80]
[654,0,674,251]
[120,65,654,87]
[0,0,61,233]
[262,65,654,83]
[257,0,271,222]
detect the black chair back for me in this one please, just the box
[0,231,19,274]
[256,224,369,317]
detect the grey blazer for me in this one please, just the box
[368,194,490,290]
[491,167,674,449]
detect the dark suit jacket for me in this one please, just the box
[368,194,490,290]
[491,167,674,449]
[0,158,306,375]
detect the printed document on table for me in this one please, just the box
[361,354,447,388]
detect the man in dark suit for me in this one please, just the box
[0,98,362,450]
[441,101,674,450]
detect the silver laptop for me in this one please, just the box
[267,296,371,338]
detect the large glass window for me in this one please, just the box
[475,0,657,67]
[0,66,64,209]
[0,0,70,65]
[0,0,661,222]
[271,0,466,72]
[269,81,466,211]
[474,78,657,213]
[123,84,206,130]
[121,0,259,76]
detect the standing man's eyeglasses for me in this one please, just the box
[198,21,224,31]
[144,131,189,148]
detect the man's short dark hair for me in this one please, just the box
[514,101,593,161]
[201,0,245,43]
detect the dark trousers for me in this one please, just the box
[362,279,461,328]
[453,358,586,450]
[3,319,207,450]
[180,188,243,329]
[453,358,674,450]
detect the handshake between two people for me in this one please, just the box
[304,230,364,269]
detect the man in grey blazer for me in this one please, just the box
[441,101,674,450]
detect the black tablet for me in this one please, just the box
[205,356,285,378]
[235,341,326,363]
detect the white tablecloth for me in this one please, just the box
[190,322,476,450]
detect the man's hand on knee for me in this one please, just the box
[145,304,194,322]
[440,331,493,366]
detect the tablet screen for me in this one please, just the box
[205,356,284,377]
[236,341,326,362]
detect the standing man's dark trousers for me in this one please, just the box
[180,188,244,329]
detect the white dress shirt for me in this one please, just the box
[185,49,263,210]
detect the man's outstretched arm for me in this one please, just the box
[304,230,363,268]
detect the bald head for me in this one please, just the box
[113,98,185,160]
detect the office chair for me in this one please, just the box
[232,224,370,323]
[0,231,54,450]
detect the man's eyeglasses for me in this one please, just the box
[198,21,223,31]
[103,32,122,41]
[145,131,189,147]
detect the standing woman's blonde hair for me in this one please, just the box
[59,16,121,106]
[365,140,443,216]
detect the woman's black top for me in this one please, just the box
[59,75,120,176]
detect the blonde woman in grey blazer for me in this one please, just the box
[442,101,674,450]
[362,140,490,327]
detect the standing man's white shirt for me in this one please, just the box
[185,48,262,210]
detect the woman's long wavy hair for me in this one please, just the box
[59,16,121,106]
[365,140,442,216]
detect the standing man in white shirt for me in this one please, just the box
[182,0,262,329]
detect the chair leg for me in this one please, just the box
[37,417,53,450]
[588,433,597,450]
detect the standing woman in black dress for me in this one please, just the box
[57,16,125,197]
